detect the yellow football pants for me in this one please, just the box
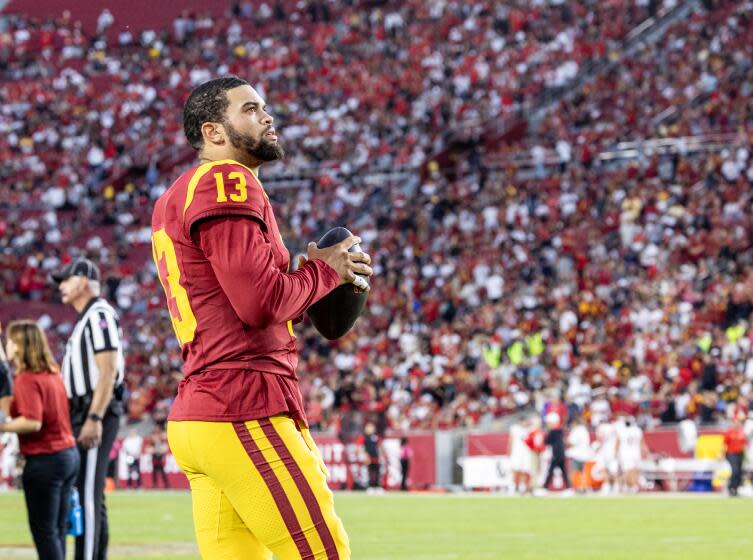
[167,415,350,559]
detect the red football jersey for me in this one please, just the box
[151,159,339,422]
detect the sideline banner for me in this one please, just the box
[462,428,727,491]
[313,433,436,490]
[457,456,512,490]
[466,428,723,458]
[116,450,186,489]
[115,431,437,490]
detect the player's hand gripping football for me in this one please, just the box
[302,235,373,291]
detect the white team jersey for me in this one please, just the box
[123,436,143,459]
[618,424,643,462]
[567,425,593,463]
[509,424,533,473]
[596,422,618,458]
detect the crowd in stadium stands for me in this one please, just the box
[574,0,752,145]
[0,0,653,209]
[508,0,753,165]
[2,0,753,441]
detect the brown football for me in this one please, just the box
[307,227,369,340]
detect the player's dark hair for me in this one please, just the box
[183,76,249,151]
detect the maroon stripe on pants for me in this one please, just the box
[259,418,339,560]
[232,421,314,559]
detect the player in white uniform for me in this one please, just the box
[567,416,593,493]
[594,418,620,494]
[508,418,534,494]
[617,417,648,493]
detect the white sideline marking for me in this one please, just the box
[0,543,198,558]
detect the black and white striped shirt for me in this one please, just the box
[62,297,125,399]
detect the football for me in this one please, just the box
[307,227,369,340]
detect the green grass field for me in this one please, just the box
[0,491,751,559]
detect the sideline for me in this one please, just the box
[0,542,198,558]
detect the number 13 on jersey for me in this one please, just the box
[152,228,198,345]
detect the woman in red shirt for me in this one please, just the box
[724,415,747,498]
[0,321,78,560]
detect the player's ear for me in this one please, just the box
[201,121,226,147]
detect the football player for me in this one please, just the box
[151,76,372,559]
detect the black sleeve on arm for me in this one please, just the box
[0,360,12,398]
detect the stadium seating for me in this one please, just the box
[1,0,752,437]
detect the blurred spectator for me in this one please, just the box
[399,437,412,491]
[107,437,122,490]
[524,417,547,491]
[359,422,382,494]
[566,415,592,493]
[724,414,746,497]
[147,427,169,489]
[122,429,143,489]
[617,415,648,494]
[509,416,534,494]
[543,411,570,491]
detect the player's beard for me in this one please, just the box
[225,121,285,162]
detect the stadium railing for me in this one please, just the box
[479,132,743,171]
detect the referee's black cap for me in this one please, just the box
[52,258,101,284]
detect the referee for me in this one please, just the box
[53,258,125,560]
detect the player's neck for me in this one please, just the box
[199,154,261,177]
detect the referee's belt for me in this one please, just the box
[70,384,124,412]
